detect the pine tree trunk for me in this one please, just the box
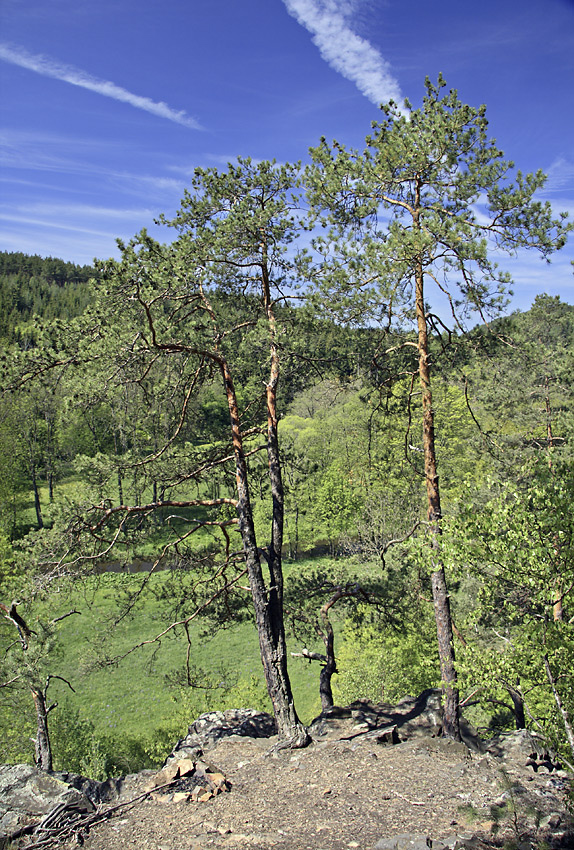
[31,688,53,772]
[319,609,336,711]
[414,252,461,741]
[221,359,308,746]
[506,682,526,730]
[31,463,44,530]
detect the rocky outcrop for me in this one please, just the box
[0,758,231,848]
[308,689,480,750]
[1,697,572,849]
[0,763,94,842]
[167,707,277,762]
[485,728,566,773]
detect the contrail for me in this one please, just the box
[283,0,404,108]
[0,43,203,130]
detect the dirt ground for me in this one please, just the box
[79,733,572,850]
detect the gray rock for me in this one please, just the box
[485,729,562,771]
[310,690,480,751]
[168,708,277,762]
[439,835,461,849]
[0,764,93,837]
[374,835,430,850]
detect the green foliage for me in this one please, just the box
[0,251,93,344]
[0,685,35,764]
[0,84,572,761]
[50,704,110,779]
[294,538,442,707]
[0,532,19,597]
[334,615,440,705]
[442,462,574,757]
[49,702,180,778]
[306,76,571,332]
[170,668,271,730]
[280,380,413,553]
[457,296,574,480]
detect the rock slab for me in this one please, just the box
[0,763,92,838]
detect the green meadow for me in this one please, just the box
[47,562,330,741]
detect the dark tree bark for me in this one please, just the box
[414,242,461,742]
[1,603,62,772]
[289,583,370,712]
[31,686,53,772]
[94,162,308,747]
[258,238,309,745]
[506,682,526,730]
[30,460,43,530]
[318,602,337,710]
[222,359,308,746]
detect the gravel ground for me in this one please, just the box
[80,733,573,850]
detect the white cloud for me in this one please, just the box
[0,211,122,237]
[282,0,404,108]
[541,157,574,194]
[0,199,169,263]
[0,42,203,130]
[5,201,154,220]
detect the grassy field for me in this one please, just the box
[46,559,335,749]
[8,482,342,769]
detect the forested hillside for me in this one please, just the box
[0,252,93,343]
[1,81,573,777]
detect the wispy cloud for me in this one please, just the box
[0,42,203,130]
[542,157,574,194]
[282,0,403,108]
[0,199,167,263]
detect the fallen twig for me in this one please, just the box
[392,789,426,806]
[16,779,180,849]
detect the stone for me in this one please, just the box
[0,764,93,838]
[374,835,430,850]
[153,762,181,786]
[175,758,195,776]
[197,790,212,803]
[452,839,481,849]
[167,708,277,763]
[205,771,227,791]
[439,835,460,849]
[309,690,480,751]
[485,729,554,766]
[2,692,573,849]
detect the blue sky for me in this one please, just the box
[1,0,573,313]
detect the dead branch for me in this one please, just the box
[50,610,81,626]
[379,520,421,563]
[90,498,238,533]
[290,648,328,663]
[14,777,182,849]
[0,600,33,649]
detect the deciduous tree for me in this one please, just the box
[443,463,574,762]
